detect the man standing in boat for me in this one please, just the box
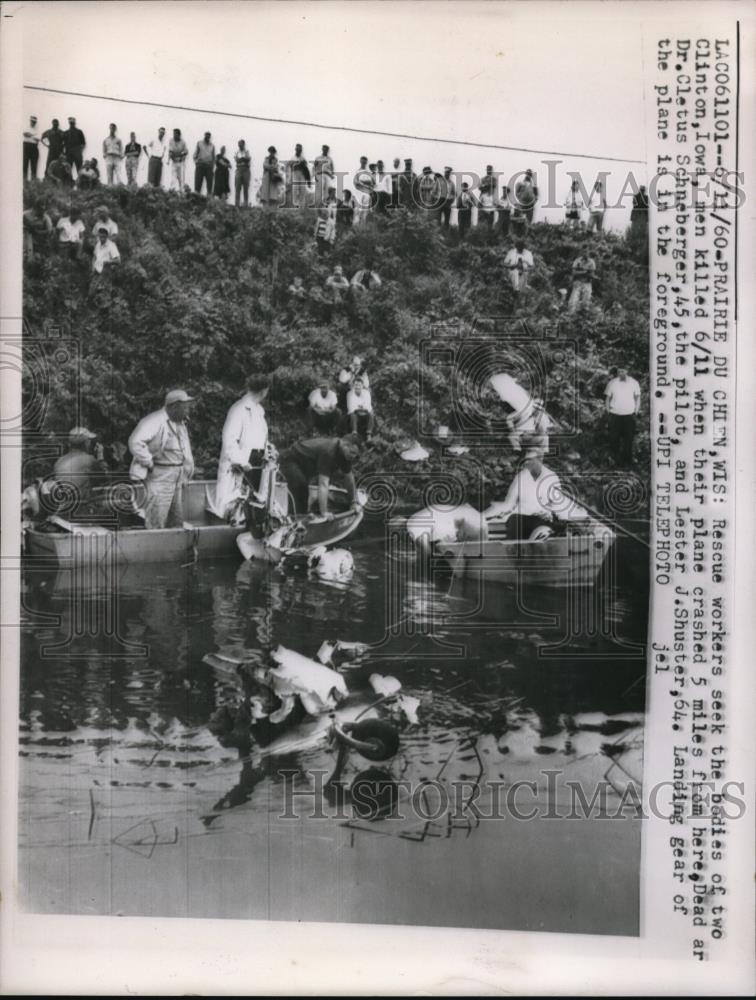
[278,434,362,518]
[128,390,195,530]
[211,374,271,521]
[484,449,565,541]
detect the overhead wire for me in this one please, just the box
[25,84,646,165]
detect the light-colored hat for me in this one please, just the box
[400,441,430,462]
[69,426,96,442]
[165,389,194,405]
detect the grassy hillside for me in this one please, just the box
[22,181,650,513]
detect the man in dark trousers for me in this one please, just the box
[63,117,87,177]
[41,118,65,175]
[279,434,362,517]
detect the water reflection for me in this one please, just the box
[19,538,647,931]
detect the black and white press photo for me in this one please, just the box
[2,1,753,995]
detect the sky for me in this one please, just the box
[21,1,650,226]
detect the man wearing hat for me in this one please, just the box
[23,116,40,181]
[52,427,106,518]
[63,117,87,177]
[128,390,195,529]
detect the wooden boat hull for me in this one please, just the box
[24,480,363,567]
[437,523,615,588]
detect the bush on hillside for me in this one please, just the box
[22,181,650,513]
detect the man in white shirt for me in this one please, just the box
[210,375,270,520]
[91,206,118,239]
[307,381,341,435]
[102,123,124,185]
[168,129,189,192]
[128,389,195,529]
[147,127,168,187]
[504,240,535,292]
[23,115,40,181]
[56,207,86,259]
[92,228,121,274]
[353,156,373,225]
[588,179,607,233]
[605,367,641,465]
[347,377,374,439]
[484,452,564,540]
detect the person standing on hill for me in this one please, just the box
[504,239,534,293]
[374,161,393,215]
[588,179,607,233]
[455,182,476,239]
[56,206,86,260]
[41,119,65,176]
[630,185,649,238]
[498,185,512,237]
[22,202,53,259]
[416,166,439,213]
[146,127,168,187]
[193,132,215,196]
[312,145,335,207]
[124,132,142,186]
[514,169,539,223]
[605,367,641,466]
[259,146,284,207]
[568,250,597,312]
[564,179,585,229]
[287,143,311,208]
[103,123,124,184]
[129,390,195,529]
[353,156,374,225]
[391,157,403,209]
[437,167,456,228]
[234,140,252,206]
[63,117,86,176]
[168,128,189,192]
[478,169,497,230]
[23,116,41,181]
[398,158,417,209]
[213,146,231,200]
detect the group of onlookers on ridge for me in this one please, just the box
[23,115,651,237]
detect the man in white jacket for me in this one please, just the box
[211,374,270,521]
[128,389,194,529]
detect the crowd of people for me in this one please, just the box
[24,113,646,537]
[23,114,651,238]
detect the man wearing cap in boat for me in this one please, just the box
[484,448,565,541]
[128,389,195,529]
[50,426,108,519]
[210,374,271,521]
[278,433,363,519]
